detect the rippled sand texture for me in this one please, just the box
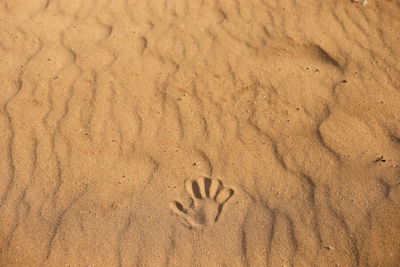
[1,0,400,266]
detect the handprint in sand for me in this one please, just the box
[170,178,235,228]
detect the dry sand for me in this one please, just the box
[1,0,400,266]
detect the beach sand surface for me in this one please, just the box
[0,0,400,266]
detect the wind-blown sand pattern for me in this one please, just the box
[1,0,400,266]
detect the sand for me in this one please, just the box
[0,0,399,266]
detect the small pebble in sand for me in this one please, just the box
[361,0,367,6]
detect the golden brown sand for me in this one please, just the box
[1,0,400,266]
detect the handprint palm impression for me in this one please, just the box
[170,178,235,228]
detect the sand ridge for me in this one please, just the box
[0,0,400,266]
